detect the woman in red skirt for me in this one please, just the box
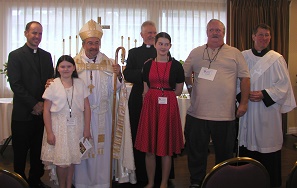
[135,32,185,188]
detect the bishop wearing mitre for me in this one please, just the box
[73,19,135,188]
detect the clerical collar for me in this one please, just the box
[142,43,153,48]
[25,44,38,54]
[252,48,269,57]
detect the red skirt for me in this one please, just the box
[135,89,184,156]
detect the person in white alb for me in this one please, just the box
[72,19,135,188]
[238,23,296,187]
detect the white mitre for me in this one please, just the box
[79,19,103,40]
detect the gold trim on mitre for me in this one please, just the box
[79,19,103,41]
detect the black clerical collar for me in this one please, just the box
[252,48,269,57]
[25,44,38,54]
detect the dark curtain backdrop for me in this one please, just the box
[227,0,290,61]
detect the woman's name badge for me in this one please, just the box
[158,97,167,104]
[66,117,76,126]
[198,67,217,81]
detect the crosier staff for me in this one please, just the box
[110,46,125,187]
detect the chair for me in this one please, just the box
[200,157,270,188]
[0,168,29,188]
[0,135,12,155]
[286,161,297,188]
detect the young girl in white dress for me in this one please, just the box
[41,55,91,188]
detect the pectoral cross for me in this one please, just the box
[87,17,110,94]
[88,84,95,93]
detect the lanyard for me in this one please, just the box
[62,78,74,118]
[205,44,224,68]
[155,60,168,96]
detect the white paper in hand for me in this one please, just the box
[79,137,92,158]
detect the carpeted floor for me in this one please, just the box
[1,134,297,188]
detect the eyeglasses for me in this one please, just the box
[202,47,220,62]
[202,44,223,68]
[85,41,100,47]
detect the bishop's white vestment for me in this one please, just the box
[73,49,135,188]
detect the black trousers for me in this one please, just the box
[239,146,282,187]
[184,115,236,184]
[11,116,45,183]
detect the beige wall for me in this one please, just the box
[287,0,297,134]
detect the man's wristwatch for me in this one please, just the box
[187,85,192,89]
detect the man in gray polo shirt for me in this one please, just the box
[183,19,250,188]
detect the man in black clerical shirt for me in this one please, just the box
[7,21,53,188]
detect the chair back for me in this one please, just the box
[0,168,29,188]
[286,161,297,188]
[201,157,270,188]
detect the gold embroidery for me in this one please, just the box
[98,134,105,143]
[76,60,113,72]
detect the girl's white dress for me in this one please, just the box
[41,77,89,183]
